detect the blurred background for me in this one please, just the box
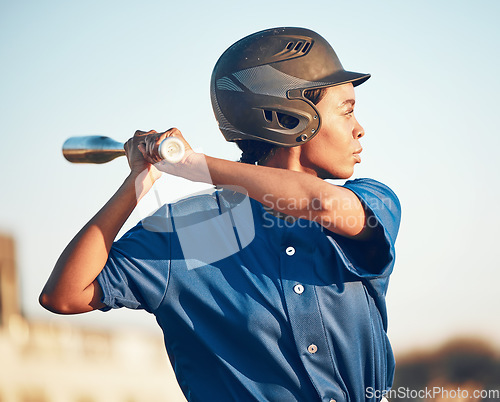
[1,0,499,400]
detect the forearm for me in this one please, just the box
[148,131,334,221]
[206,156,321,210]
[204,156,364,236]
[40,170,154,313]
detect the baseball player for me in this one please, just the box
[41,27,401,401]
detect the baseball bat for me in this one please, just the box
[62,135,185,164]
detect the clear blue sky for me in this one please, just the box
[1,0,499,354]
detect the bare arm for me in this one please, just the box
[39,131,161,314]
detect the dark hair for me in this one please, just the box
[236,87,327,164]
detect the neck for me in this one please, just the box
[263,146,318,177]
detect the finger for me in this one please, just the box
[161,127,192,153]
[138,142,147,156]
[164,127,181,138]
[146,137,162,163]
[138,143,156,165]
[152,132,169,159]
[124,138,134,155]
[145,137,155,160]
[134,129,157,138]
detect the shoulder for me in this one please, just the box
[342,178,401,216]
[342,178,400,207]
[341,178,401,243]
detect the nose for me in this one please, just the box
[353,118,365,139]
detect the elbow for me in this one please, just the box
[39,290,76,315]
[39,290,62,314]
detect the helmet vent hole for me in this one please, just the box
[286,42,294,50]
[302,42,310,53]
[277,113,299,129]
[294,41,303,51]
[263,109,273,122]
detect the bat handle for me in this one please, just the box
[158,137,185,164]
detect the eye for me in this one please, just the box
[345,109,354,116]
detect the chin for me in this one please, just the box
[319,167,354,180]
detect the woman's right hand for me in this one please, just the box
[124,130,163,183]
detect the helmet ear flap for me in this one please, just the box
[232,94,320,147]
[284,90,322,144]
[220,90,320,146]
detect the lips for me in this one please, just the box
[353,148,363,163]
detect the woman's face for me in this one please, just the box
[300,83,365,179]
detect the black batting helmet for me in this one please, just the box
[210,27,370,147]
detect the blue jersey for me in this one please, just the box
[97,178,401,402]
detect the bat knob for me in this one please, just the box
[159,137,185,163]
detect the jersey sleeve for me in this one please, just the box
[96,206,172,313]
[330,178,401,281]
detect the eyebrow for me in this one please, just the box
[338,99,355,108]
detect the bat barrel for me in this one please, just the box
[62,136,125,164]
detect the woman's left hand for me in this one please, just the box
[140,128,210,183]
[139,127,194,165]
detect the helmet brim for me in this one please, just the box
[306,70,371,90]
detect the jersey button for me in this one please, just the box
[285,246,295,256]
[293,284,304,294]
[307,344,318,354]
